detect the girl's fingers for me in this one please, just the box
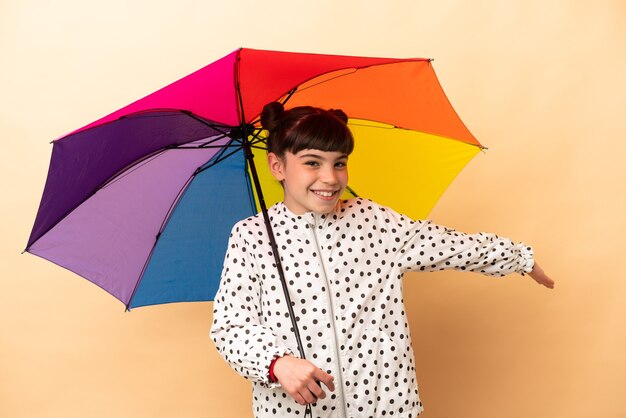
[299,388,318,405]
[528,262,555,289]
[307,380,326,400]
[274,356,335,404]
[293,393,307,405]
[313,368,335,392]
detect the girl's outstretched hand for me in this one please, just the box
[528,262,555,289]
[272,355,335,405]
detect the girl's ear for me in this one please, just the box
[267,152,285,181]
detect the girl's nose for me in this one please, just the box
[320,167,338,185]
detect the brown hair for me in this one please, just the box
[260,102,354,157]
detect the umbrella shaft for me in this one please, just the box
[242,137,308,360]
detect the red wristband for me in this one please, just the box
[268,357,279,383]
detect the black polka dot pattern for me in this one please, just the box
[210,198,534,417]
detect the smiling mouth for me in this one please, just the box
[312,190,338,198]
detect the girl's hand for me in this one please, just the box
[528,262,555,289]
[272,355,335,405]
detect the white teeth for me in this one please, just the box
[314,190,334,197]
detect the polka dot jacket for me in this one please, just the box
[210,198,534,418]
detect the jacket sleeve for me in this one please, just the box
[376,205,535,276]
[210,223,293,387]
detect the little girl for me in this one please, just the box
[210,102,554,418]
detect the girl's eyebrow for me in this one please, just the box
[298,153,348,160]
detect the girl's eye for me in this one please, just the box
[335,161,347,168]
[305,161,319,167]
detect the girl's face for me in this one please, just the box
[268,149,349,215]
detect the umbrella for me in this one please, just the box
[26,48,483,312]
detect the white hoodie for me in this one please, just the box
[210,198,534,418]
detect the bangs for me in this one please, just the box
[286,114,354,155]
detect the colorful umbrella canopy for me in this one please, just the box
[26,48,483,309]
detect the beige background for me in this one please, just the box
[2,0,625,417]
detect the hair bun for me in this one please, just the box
[260,101,285,132]
[329,108,348,124]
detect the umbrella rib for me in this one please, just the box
[172,139,244,149]
[101,138,242,189]
[171,138,245,150]
[180,110,233,137]
[289,68,359,95]
[183,110,268,150]
[281,87,297,105]
[198,133,231,148]
[172,144,238,149]
[53,110,232,143]
[195,144,243,175]
[248,128,267,147]
[347,120,397,130]
[347,119,486,149]
[100,148,169,190]
[244,88,297,126]
[346,185,359,198]
[235,51,247,125]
